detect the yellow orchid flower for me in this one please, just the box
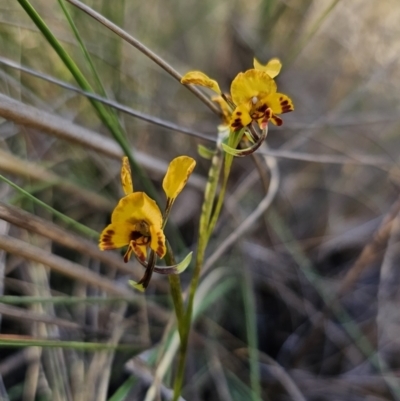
[181,58,293,131]
[99,191,165,263]
[99,155,196,289]
[230,69,294,130]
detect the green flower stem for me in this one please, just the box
[242,261,262,401]
[206,129,243,240]
[17,0,157,199]
[172,237,207,401]
[171,158,220,400]
[165,243,185,340]
[199,132,225,233]
[172,128,239,401]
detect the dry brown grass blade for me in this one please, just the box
[85,303,128,401]
[0,93,140,160]
[0,303,110,335]
[339,195,400,295]
[0,201,138,279]
[0,149,113,211]
[0,94,206,191]
[0,234,131,296]
[377,212,400,367]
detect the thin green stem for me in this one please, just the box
[195,127,229,241]
[206,166,229,241]
[242,261,262,401]
[172,129,236,400]
[0,174,98,239]
[172,238,207,401]
[207,129,243,239]
[165,243,185,340]
[0,337,140,351]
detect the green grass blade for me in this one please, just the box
[0,337,141,352]
[108,376,137,401]
[241,267,263,401]
[0,296,143,305]
[57,0,120,125]
[0,173,98,239]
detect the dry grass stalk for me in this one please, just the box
[0,202,138,278]
[0,234,132,296]
[0,149,113,211]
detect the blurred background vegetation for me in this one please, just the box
[1,0,400,400]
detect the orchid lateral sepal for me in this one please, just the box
[198,144,215,160]
[135,251,193,275]
[134,249,157,289]
[128,281,145,292]
[222,125,268,157]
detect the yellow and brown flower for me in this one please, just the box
[99,155,196,289]
[181,57,294,131]
[99,191,166,263]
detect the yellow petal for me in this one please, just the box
[253,58,282,78]
[99,223,134,250]
[230,69,277,107]
[130,242,148,262]
[257,108,273,129]
[212,95,232,125]
[181,71,221,94]
[230,104,252,131]
[270,114,283,126]
[263,93,294,114]
[111,192,163,231]
[162,156,196,201]
[149,224,166,258]
[120,156,133,195]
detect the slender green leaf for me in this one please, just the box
[108,376,137,401]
